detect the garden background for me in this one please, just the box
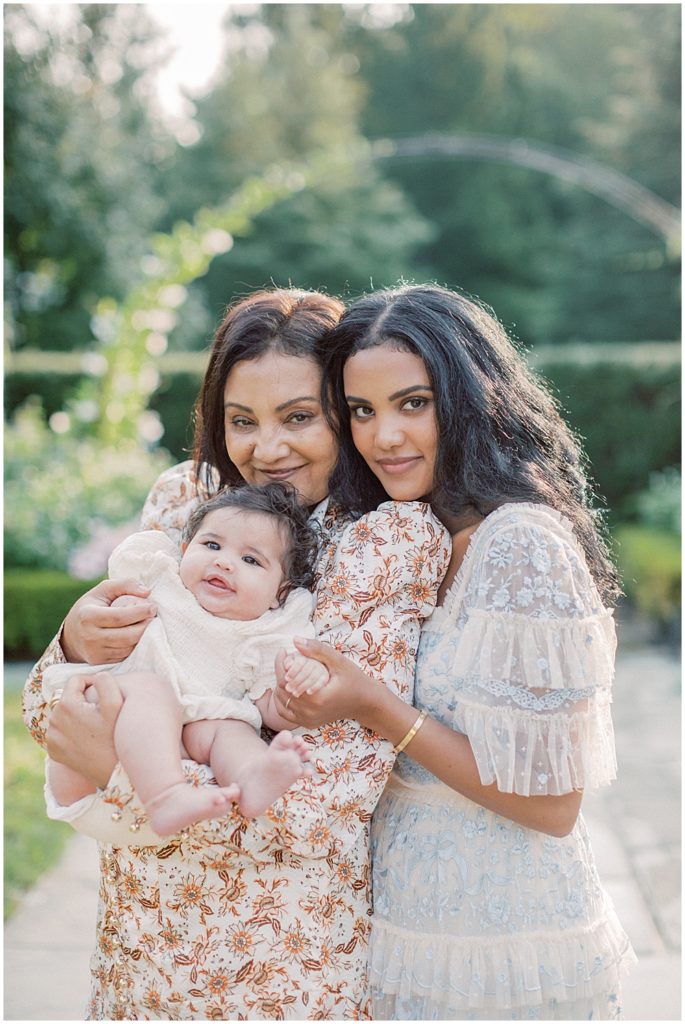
[4,2,680,918]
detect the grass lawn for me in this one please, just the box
[4,687,71,918]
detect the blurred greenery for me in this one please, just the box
[3,3,681,643]
[5,687,72,917]
[615,526,681,637]
[4,3,680,355]
[4,569,99,659]
[4,400,171,571]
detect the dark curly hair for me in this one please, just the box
[183,482,320,604]
[320,283,621,606]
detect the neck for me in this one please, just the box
[433,504,485,535]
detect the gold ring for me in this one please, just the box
[48,689,64,712]
[285,696,292,710]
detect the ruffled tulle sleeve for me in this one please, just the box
[436,507,617,795]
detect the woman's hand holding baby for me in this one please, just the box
[47,672,123,788]
[61,578,157,664]
[275,638,381,728]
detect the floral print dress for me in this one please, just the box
[368,503,636,1020]
[22,461,451,1021]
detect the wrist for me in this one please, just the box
[59,621,83,664]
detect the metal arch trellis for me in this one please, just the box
[370,132,681,251]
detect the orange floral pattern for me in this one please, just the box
[23,461,451,1020]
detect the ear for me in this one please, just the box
[180,539,188,555]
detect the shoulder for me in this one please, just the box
[108,529,181,582]
[141,461,218,539]
[468,503,601,616]
[340,500,448,550]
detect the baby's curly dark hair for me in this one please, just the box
[183,482,320,604]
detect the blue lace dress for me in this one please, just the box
[369,504,636,1020]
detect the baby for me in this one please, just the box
[43,484,329,836]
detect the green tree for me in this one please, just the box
[345,3,680,343]
[4,4,173,351]
[159,3,433,343]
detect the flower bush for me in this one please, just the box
[5,399,172,573]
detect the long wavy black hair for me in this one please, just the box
[321,283,621,605]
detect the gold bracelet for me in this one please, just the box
[393,709,428,754]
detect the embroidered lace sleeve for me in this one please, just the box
[48,501,451,860]
[443,508,617,795]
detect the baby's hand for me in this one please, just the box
[111,593,149,609]
[283,651,330,697]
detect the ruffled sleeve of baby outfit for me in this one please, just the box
[443,505,617,795]
[107,529,181,586]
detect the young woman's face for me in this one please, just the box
[343,344,438,501]
[223,351,338,506]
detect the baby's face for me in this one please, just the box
[180,507,287,620]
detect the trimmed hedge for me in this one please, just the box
[540,360,681,516]
[4,569,100,659]
[614,525,681,637]
[5,350,681,515]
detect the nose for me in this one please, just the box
[213,550,234,571]
[252,425,290,464]
[374,413,405,450]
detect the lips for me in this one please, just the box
[203,575,234,592]
[255,465,305,481]
[376,456,422,475]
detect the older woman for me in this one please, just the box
[22,288,449,1020]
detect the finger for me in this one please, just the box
[62,673,94,700]
[306,678,329,695]
[274,648,290,691]
[273,687,298,721]
[88,672,125,717]
[82,602,157,631]
[292,636,338,665]
[95,577,152,602]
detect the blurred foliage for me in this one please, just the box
[631,466,681,534]
[614,526,681,637]
[4,400,171,571]
[539,359,680,514]
[344,2,680,342]
[4,570,98,659]
[613,466,681,637]
[5,688,72,916]
[4,4,173,351]
[4,3,680,356]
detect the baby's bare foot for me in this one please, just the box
[147,781,239,837]
[236,731,310,818]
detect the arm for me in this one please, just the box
[276,639,581,837]
[21,579,153,749]
[22,460,203,748]
[54,501,450,857]
[277,514,618,839]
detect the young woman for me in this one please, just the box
[276,284,637,1020]
[22,288,449,1020]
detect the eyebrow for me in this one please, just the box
[224,395,318,412]
[346,384,434,403]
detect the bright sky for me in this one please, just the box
[145,4,231,118]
